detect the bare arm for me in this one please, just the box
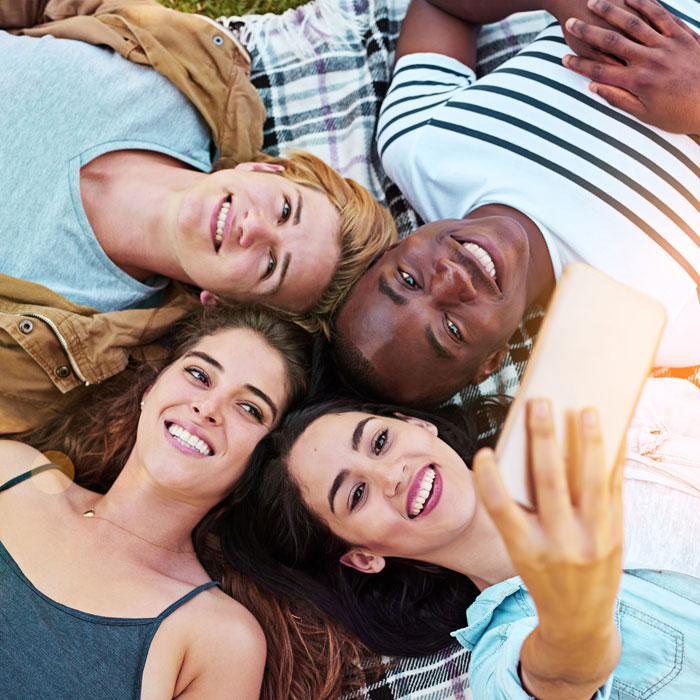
[425,0,645,60]
[396,0,479,67]
[473,401,623,700]
[172,601,266,700]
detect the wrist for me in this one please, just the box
[520,625,621,698]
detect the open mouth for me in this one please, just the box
[212,196,233,253]
[407,465,439,519]
[165,421,214,456]
[451,236,501,293]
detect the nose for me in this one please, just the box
[432,258,477,304]
[238,210,277,248]
[191,399,220,425]
[377,460,407,499]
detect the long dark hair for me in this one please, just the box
[21,304,370,700]
[23,303,312,492]
[221,397,505,657]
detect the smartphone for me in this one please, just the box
[495,263,667,509]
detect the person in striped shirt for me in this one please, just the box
[332,0,700,406]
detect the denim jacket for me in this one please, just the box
[452,569,700,700]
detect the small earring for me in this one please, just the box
[140,400,144,410]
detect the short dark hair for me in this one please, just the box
[220,398,492,657]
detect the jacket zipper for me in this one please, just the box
[20,312,90,385]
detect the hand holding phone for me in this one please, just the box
[495,263,666,509]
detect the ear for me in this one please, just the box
[393,413,438,436]
[199,290,221,306]
[340,548,386,574]
[234,161,285,173]
[470,345,509,386]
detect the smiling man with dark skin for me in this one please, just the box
[334,0,700,406]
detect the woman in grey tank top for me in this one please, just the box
[0,303,312,700]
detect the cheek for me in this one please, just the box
[226,419,269,463]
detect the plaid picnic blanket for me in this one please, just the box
[216,3,551,698]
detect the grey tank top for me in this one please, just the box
[0,465,219,699]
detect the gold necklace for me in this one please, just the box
[82,505,196,555]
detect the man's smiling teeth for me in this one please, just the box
[167,423,213,456]
[462,242,496,279]
[215,198,231,249]
[410,467,436,517]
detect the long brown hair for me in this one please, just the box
[21,303,372,700]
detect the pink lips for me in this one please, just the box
[406,465,442,519]
[163,421,214,458]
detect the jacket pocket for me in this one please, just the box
[612,601,684,698]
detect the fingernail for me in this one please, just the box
[582,408,597,426]
[533,399,549,418]
[566,18,578,32]
[589,83,599,94]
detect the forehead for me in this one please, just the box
[336,265,480,405]
[185,328,288,390]
[290,412,366,483]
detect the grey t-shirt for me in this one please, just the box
[0,31,213,311]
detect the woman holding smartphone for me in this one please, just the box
[223,378,700,699]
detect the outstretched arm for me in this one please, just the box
[473,401,623,700]
[562,0,700,133]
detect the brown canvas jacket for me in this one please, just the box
[0,0,263,432]
[1,0,266,169]
[0,276,198,433]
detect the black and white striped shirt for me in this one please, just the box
[378,2,700,366]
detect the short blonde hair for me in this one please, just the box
[258,151,397,337]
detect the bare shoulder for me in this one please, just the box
[175,589,266,699]
[0,440,52,484]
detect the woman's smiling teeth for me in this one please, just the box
[214,198,231,251]
[410,466,436,517]
[167,423,213,456]
[462,242,496,279]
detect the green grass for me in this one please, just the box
[158,0,310,17]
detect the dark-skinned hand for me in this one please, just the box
[562,0,700,132]
[545,0,643,61]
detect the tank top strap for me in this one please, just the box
[157,581,221,621]
[0,463,62,493]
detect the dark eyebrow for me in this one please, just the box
[328,469,349,514]
[185,350,224,371]
[244,384,278,422]
[293,189,303,226]
[185,351,278,420]
[378,275,408,306]
[424,325,454,360]
[352,416,373,451]
[265,252,291,297]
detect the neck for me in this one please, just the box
[92,456,215,556]
[80,150,204,282]
[428,499,516,591]
[467,203,555,307]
